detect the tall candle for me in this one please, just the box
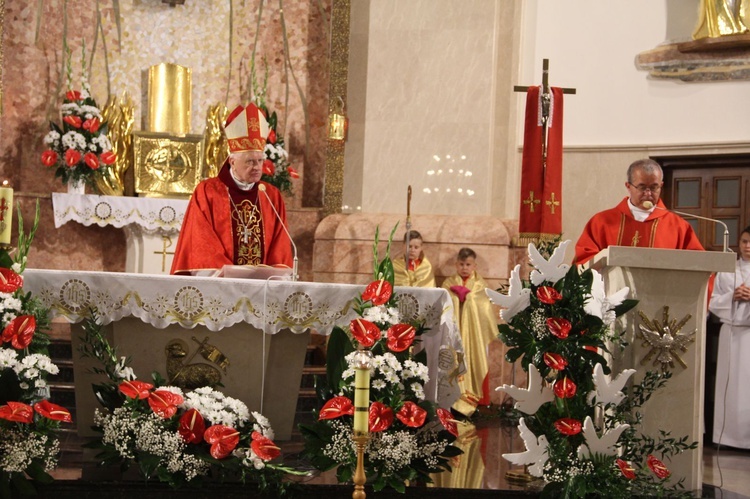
[352,348,372,435]
[0,181,13,245]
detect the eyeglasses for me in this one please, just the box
[629,183,662,193]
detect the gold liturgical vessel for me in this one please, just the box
[133,63,204,197]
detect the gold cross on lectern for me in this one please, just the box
[546,192,560,214]
[154,236,175,272]
[514,59,576,168]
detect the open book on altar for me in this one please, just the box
[190,265,293,280]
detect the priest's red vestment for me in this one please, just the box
[575,197,705,265]
[170,168,293,274]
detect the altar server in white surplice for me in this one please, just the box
[709,224,750,449]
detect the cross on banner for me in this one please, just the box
[514,59,576,245]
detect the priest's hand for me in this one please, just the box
[733,284,750,302]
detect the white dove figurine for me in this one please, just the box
[503,417,549,477]
[584,269,630,325]
[486,264,531,322]
[528,240,571,285]
[496,364,554,415]
[576,416,630,458]
[587,363,636,406]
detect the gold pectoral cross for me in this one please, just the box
[154,236,175,272]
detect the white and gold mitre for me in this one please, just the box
[224,103,269,153]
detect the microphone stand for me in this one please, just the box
[655,205,730,252]
[258,184,299,281]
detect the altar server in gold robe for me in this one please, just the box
[442,248,497,416]
[393,230,436,287]
[170,103,293,275]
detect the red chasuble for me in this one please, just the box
[170,164,293,274]
[574,197,705,265]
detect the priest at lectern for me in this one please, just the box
[574,159,705,265]
[170,103,293,275]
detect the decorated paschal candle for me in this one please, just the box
[352,348,373,434]
[0,181,13,245]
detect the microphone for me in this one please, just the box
[258,183,298,281]
[644,201,731,253]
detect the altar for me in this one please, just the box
[23,269,463,440]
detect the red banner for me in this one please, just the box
[517,86,564,245]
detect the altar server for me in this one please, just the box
[393,230,436,287]
[709,225,750,449]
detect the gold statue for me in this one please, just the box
[204,102,229,178]
[693,0,749,39]
[97,92,134,195]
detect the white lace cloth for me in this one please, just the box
[51,193,188,235]
[23,269,464,407]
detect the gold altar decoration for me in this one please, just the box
[135,62,201,196]
[165,338,223,390]
[97,92,135,196]
[637,306,696,371]
[133,131,204,197]
[693,0,749,39]
[204,102,229,178]
[148,63,192,135]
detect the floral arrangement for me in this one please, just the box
[79,315,303,491]
[249,58,299,195]
[41,46,116,189]
[488,240,696,498]
[0,203,73,497]
[300,226,460,493]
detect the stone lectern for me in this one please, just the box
[588,246,735,493]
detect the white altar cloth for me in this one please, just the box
[23,269,464,408]
[52,193,188,235]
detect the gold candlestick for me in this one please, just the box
[352,434,370,499]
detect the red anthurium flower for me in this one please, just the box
[41,150,59,167]
[82,117,100,133]
[65,90,82,101]
[118,379,154,399]
[0,401,34,423]
[362,279,392,306]
[2,315,36,350]
[65,149,82,167]
[543,352,568,371]
[547,317,572,339]
[349,318,381,348]
[647,455,671,479]
[288,167,300,179]
[204,424,240,459]
[63,115,82,128]
[83,152,100,170]
[0,268,23,293]
[436,407,459,437]
[368,401,394,433]
[396,401,427,428]
[553,376,577,399]
[616,458,636,480]
[251,431,281,461]
[554,417,582,436]
[386,323,416,352]
[100,151,117,165]
[147,390,184,418]
[33,400,73,423]
[267,129,277,144]
[319,396,354,420]
[262,159,275,176]
[537,286,562,304]
[178,408,205,444]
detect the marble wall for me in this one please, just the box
[1,0,331,272]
